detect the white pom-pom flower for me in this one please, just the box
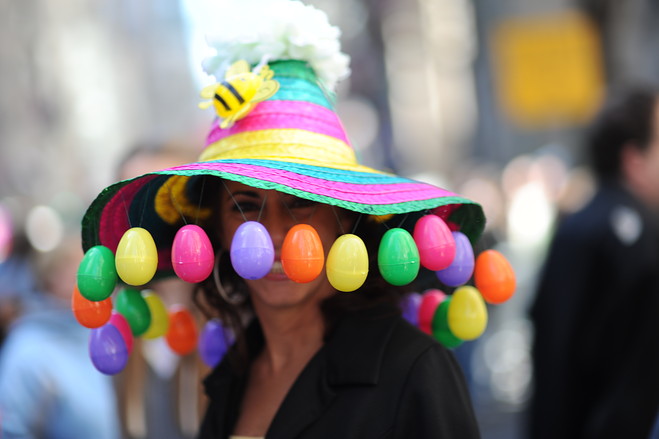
[202,0,350,91]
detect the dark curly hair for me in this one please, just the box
[587,86,659,181]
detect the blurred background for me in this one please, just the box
[1,0,658,438]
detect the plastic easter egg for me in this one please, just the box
[115,288,151,336]
[165,306,198,355]
[326,234,369,292]
[77,245,117,301]
[109,310,133,354]
[71,285,112,328]
[417,289,446,334]
[171,224,215,283]
[230,221,274,280]
[198,319,233,368]
[141,290,170,339]
[431,298,463,348]
[447,286,488,340]
[474,249,516,304]
[436,231,475,287]
[89,323,128,375]
[281,224,324,283]
[378,228,420,286]
[400,292,422,326]
[413,215,456,271]
[115,227,158,286]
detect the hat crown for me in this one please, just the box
[200,60,358,170]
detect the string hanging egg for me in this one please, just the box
[141,290,170,339]
[71,286,112,328]
[77,245,117,301]
[171,224,215,283]
[115,227,158,286]
[326,234,369,292]
[417,289,446,335]
[447,285,488,340]
[474,249,516,304]
[165,305,198,355]
[230,221,274,280]
[89,323,128,375]
[431,297,463,348]
[413,214,456,271]
[108,310,134,355]
[436,231,475,287]
[378,228,420,286]
[115,288,152,336]
[281,224,324,283]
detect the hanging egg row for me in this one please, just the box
[72,285,232,374]
[77,214,514,298]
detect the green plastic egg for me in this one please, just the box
[77,245,117,301]
[115,288,152,336]
[431,297,463,348]
[378,228,420,286]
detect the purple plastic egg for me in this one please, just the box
[89,323,128,375]
[198,319,234,368]
[400,292,422,326]
[230,221,274,280]
[412,215,456,271]
[436,231,475,287]
[172,225,215,283]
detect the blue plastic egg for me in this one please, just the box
[230,221,274,280]
[436,231,474,287]
[89,323,129,375]
[198,319,234,368]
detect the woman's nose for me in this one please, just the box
[261,204,294,248]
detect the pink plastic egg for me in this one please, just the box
[109,310,134,354]
[172,225,215,283]
[413,215,456,271]
[417,289,446,335]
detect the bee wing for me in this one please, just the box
[226,60,250,78]
[198,100,213,110]
[252,81,279,102]
[199,83,218,99]
[258,65,274,81]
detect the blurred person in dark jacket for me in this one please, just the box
[529,87,659,439]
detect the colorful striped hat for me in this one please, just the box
[80,0,485,280]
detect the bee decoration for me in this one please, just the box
[199,60,280,128]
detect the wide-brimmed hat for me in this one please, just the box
[80,0,485,281]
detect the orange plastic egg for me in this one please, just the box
[165,306,198,355]
[281,224,324,283]
[71,285,112,328]
[474,249,516,304]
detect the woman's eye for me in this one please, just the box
[287,198,317,210]
[232,201,261,213]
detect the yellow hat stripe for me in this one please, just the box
[199,128,358,166]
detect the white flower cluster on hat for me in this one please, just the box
[202,0,350,92]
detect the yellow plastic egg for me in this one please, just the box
[326,234,369,292]
[141,290,170,339]
[447,285,488,340]
[115,227,158,286]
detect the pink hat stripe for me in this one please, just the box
[205,100,350,147]
[168,162,455,205]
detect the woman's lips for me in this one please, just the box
[264,260,289,280]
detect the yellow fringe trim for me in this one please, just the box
[154,175,213,225]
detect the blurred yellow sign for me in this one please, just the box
[491,11,604,128]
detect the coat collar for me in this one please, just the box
[202,303,401,439]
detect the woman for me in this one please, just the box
[79,1,485,437]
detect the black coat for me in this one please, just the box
[530,183,659,439]
[198,305,481,438]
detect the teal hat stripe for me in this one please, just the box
[268,77,332,109]
[195,159,412,184]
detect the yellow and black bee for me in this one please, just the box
[199,60,279,128]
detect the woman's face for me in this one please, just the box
[217,180,351,312]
